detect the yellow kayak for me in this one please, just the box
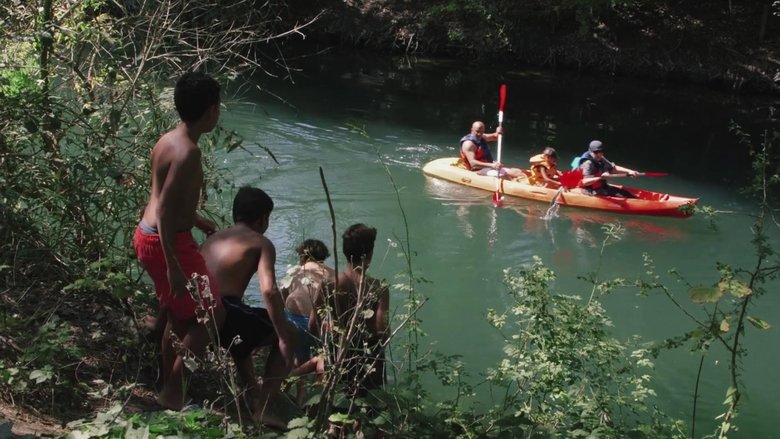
[422,158,697,218]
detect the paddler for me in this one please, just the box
[574,140,639,198]
[457,121,526,180]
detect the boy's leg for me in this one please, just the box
[159,311,173,389]
[157,306,225,410]
[253,342,292,429]
[234,355,261,406]
[157,316,196,410]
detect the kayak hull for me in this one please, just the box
[422,158,697,218]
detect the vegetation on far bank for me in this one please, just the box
[1,0,779,438]
[289,0,780,95]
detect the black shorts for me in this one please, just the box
[218,297,275,360]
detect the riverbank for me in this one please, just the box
[288,0,780,96]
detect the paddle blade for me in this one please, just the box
[560,169,583,189]
[499,84,507,112]
[492,191,504,207]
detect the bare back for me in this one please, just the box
[330,268,389,338]
[285,262,334,317]
[201,224,267,298]
[141,124,204,232]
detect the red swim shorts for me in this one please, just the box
[133,226,221,322]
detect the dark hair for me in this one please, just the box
[296,239,330,262]
[342,223,377,265]
[232,186,273,224]
[174,72,220,123]
[543,147,557,159]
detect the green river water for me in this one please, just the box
[215,52,778,437]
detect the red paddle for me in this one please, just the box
[604,172,668,178]
[547,169,583,208]
[492,84,507,207]
[560,169,584,189]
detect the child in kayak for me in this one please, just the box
[528,147,563,187]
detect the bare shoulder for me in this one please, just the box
[254,233,275,252]
[153,127,200,162]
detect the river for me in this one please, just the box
[215,51,779,437]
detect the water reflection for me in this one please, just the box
[424,176,689,245]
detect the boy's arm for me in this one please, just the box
[257,239,294,365]
[194,214,217,236]
[541,167,561,187]
[374,283,390,342]
[157,148,199,297]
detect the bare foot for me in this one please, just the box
[142,314,158,331]
[253,410,288,431]
[156,387,184,411]
[247,392,288,430]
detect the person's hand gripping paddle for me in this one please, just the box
[492,84,507,207]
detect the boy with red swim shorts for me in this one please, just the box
[133,71,225,411]
[133,226,218,321]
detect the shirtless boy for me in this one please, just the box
[200,186,294,428]
[327,224,389,395]
[282,239,334,404]
[133,72,225,410]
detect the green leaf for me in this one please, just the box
[29,368,53,384]
[285,427,309,439]
[747,316,771,330]
[328,412,355,424]
[287,417,311,429]
[688,286,723,304]
[124,424,150,439]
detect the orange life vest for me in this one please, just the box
[528,153,559,186]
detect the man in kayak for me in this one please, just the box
[458,120,525,179]
[200,186,295,429]
[528,147,563,187]
[133,71,225,411]
[575,140,638,198]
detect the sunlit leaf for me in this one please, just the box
[29,368,52,384]
[688,286,723,304]
[286,428,310,439]
[328,412,354,424]
[67,430,91,439]
[182,355,199,372]
[718,280,752,298]
[124,424,150,439]
[747,316,771,330]
[287,417,310,428]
